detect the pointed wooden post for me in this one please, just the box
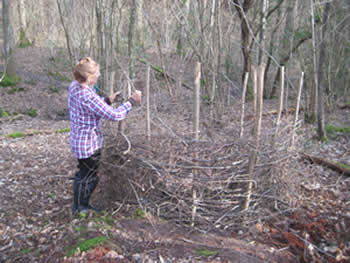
[244,64,265,211]
[192,62,201,227]
[146,64,151,141]
[290,72,304,149]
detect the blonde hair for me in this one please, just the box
[74,57,99,83]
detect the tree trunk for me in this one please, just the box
[162,0,169,49]
[176,0,190,56]
[56,0,73,66]
[311,0,318,120]
[96,0,106,92]
[258,0,268,65]
[2,0,16,77]
[17,0,28,45]
[210,0,217,104]
[136,0,144,47]
[316,2,331,141]
[233,0,253,86]
[128,0,136,80]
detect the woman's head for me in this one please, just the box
[74,57,100,85]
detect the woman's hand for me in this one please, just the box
[108,91,121,104]
[131,90,142,104]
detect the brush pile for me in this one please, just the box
[98,99,296,232]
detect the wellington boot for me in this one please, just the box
[72,173,100,214]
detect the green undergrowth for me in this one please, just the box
[0,73,20,87]
[7,87,25,94]
[0,107,13,118]
[0,107,39,119]
[21,248,33,255]
[337,162,350,170]
[4,132,26,138]
[56,128,70,133]
[66,213,116,257]
[195,248,218,257]
[17,31,32,48]
[92,214,114,227]
[25,108,38,118]
[132,208,148,219]
[66,236,108,257]
[4,128,70,138]
[0,111,10,118]
[326,124,350,135]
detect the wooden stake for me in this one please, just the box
[240,72,249,138]
[276,66,285,128]
[194,62,201,141]
[244,64,265,211]
[252,66,258,115]
[290,72,304,149]
[146,64,151,141]
[273,66,285,146]
[192,62,201,227]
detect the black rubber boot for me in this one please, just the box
[72,172,81,214]
[72,173,88,214]
[72,173,100,215]
[81,175,100,212]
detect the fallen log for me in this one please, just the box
[301,152,350,176]
[338,104,350,110]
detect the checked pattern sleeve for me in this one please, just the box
[68,81,133,159]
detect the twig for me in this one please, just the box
[290,230,336,259]
[153,116,188,146]
[112,197,127,215]
[121,131,131,155]
[139,159,163,177]
[0,240,13,252]
[208,205,240,232]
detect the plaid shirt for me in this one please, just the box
[68,81,132,159]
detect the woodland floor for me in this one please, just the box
[0,46,349,263]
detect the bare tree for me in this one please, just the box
[136,0,144,47]
[17,0,29,46]
[232,0,253,84]
[316,2,331,141]
[175,0,190,56]
[128,0,136,80]
[310,0,318,122]
[2,0,16,77]
[257,0,268,65]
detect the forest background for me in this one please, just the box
[1,0,350,262]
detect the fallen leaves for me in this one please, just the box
[255,209,350,263]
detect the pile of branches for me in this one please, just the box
[99,126,294,231]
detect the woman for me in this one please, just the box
[68,57,141,215]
